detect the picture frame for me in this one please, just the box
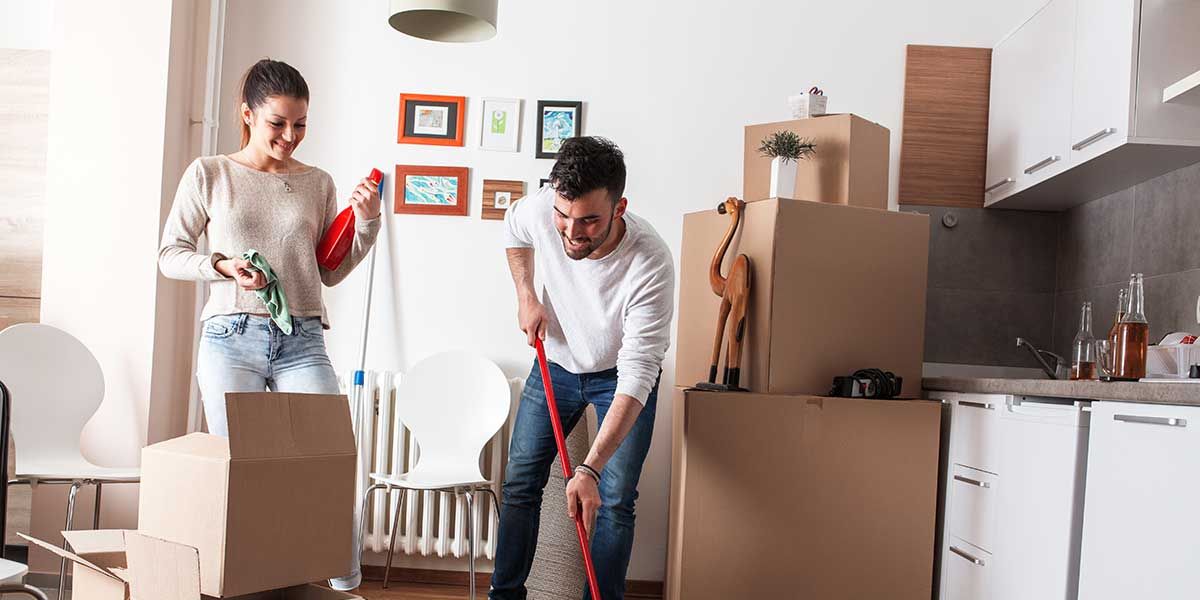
[535,100,583,159]
[481,179,525,220]
[394,165,470,216]
[398,94,467,146]
[479,97,522,152]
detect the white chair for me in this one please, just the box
[359,351,510,599]
[0,324,140,600]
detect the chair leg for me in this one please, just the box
[382,487,405,590]
[58,480,83,600]
[93,481,102,529]
[482,487,500,519]
[357,483,385,554]
[464,489,476,600]
[0,584,50,600]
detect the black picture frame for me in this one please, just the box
[535,100,583,159]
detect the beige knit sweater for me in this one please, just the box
[158,155,381,326]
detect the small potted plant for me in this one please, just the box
[758,131,816,199]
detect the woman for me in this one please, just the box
[157,59,378,590]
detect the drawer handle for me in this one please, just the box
[1023,155,1061,174]
[984,177,1014,193]
[953,474,991,488]
[959,400,995,410]
[1114,414,1188,427]
[950,545,986,566]
[1072,127,1117,150]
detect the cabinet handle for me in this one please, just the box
[950,545,986,566]
[1114,414,1188,427]
[1023,155,1062,174]
[953,474,991,488]
[959,400,994,410]
[984,177,1015,193]
[1072,127,1118,151]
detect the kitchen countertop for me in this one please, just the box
[922,377,1200,406]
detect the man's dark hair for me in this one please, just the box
[548,137,626,203]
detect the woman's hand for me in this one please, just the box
[349,176,381,220]
[216,257,267,290]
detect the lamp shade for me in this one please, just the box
[388,0,497,42]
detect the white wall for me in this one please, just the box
[0,0,52,49]
[218,0,1045,582]
[31,0,202,573]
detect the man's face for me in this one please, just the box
[552,188,625,260]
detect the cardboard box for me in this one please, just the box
[676,198,928,396]
[744,114,889,209]
[138,393,357,598]
[21,531,362,600]
[665,391,942,600]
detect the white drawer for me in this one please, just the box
[948,465,998,552]
[945,537,993,600]
[951,394,1004,474]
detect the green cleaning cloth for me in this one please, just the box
[241,249,293,335]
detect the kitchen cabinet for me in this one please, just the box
[985,0,1200,210]
[1078,401,1200,599]
[929,392,1089,599]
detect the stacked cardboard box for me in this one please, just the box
[26,392,362,599]
[665,116,942,599]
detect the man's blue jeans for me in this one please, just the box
[489,361,659,600]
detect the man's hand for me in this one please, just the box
[566,470,601,538]
[518,295,548,347]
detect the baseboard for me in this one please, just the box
[362,565,663,598]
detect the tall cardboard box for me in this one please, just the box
[743,113,889,209]
[138,392,356,598]
[21,530,364,600]
[677,199,928,395]
[665,391,942,600]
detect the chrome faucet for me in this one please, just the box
[1016,337,1066,379]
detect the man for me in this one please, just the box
[490,137,675,600]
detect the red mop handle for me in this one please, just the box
[534,338,603,600]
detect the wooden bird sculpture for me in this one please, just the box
[696,197,751,391]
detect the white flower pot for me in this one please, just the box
[769,156,797,199]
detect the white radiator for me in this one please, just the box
[342,369,521,560]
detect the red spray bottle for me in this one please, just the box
[317,168,383,270]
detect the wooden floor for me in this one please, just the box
[354,580,474,599]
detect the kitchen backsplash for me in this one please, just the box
[906,160,1200,369]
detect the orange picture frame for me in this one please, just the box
[394,165,470,216]
[397,93,467,146]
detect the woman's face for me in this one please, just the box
[242,95,308,162]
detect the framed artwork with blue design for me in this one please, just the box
[394,165,469,216]
[535,100,583,159]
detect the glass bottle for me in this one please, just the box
[1100,288,1128,380]
[1111,274,1149,380]
[1071,301,1097,380]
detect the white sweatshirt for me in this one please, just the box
[504,185,675,405]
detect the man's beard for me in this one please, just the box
[560,217,613,260]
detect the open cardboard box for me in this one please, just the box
[137,392,357,598]
[20,530,363,600]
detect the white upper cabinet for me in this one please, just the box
[1068,0,1136,162]
[985,0,1200,210]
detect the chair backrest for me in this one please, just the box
[0,323,104,472]
[398,351,510,479]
